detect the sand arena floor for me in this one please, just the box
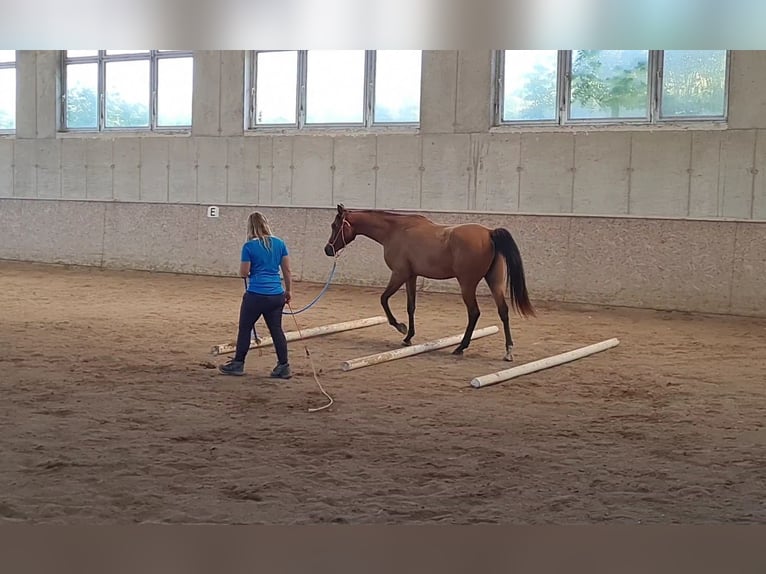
[1,260,765,524]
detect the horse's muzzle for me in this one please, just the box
[324,244,335,256]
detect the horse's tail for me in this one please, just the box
[489,228,535,317]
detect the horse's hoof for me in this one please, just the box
[503,354,514,362]
[452,348,464,356]
[395,323,407,335]
[401,340,412,347]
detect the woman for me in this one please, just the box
[218,211,292,379]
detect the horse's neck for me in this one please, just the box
[349,212,391,245]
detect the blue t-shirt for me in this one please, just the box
[241,235,289,295]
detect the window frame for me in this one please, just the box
[0,50,16,134]
[246,50,421,131]
[59,49,194,133]
[492,49,730,128]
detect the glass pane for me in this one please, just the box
[374,50,421,123]
[0,50,15,64]
[106,50,150,55]
[157,56,193,127]
[0,68,15,130]
[502,50,558,122]
[661,50,727,118]
[105,60,150,128]
[570,50,649,120]
[67,50,98,58]
[255,51,297,125]
[306,50,365,124]
[65,63,98,129]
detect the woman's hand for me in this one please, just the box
[281,256,292,305]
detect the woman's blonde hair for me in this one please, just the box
[247,211,273,249]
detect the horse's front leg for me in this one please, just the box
[402,275,418,346]
[380,272,408,335]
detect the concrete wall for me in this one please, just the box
[2,50,766,219]
[1,50,765,317]
[0,199,763,318]
[5,128,766,219]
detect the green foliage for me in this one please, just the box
[65,85,98,128]
[661,51,726,117]
[512,50,726,121]
[66,85,149,128]
[513,63,557,120]
[570,50,648,118]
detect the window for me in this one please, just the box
[61,50,194,132]
[248,50,421,129]
[495,50,729,126]
[0,50,15,132]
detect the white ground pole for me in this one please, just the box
[470,338,620,388]
[211,316,388,356]
[340,325,500,372]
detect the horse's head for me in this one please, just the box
[324,203,356,256]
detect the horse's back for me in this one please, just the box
[447,223,494,247]
[382,215,496,279]
[410,220,495,262]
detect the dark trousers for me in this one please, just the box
[235,291,288,365]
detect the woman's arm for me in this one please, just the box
[280,255,292,303]
[239,243,251,279]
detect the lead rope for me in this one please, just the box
[286,300,334,413]
[286,220,348,413]
[249,220,349,412]
[282,258,337,315]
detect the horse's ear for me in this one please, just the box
[337,203,345,215]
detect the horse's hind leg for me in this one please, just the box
[402,275,417,346]
[452,277,481,356]
[485,257,514,361]
[380,272,408,335]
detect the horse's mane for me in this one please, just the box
[348,209,428,220]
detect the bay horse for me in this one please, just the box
[324,204,535,361]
